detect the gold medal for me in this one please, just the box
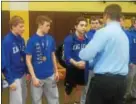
[42,56,46,61]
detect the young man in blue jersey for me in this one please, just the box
[79,4,129,104]
[2,16,27,104]
[80,16,102,104]
[25,15,59,104]
[64,17,89,104]
[125,18,136,100]
[87,16,101,40]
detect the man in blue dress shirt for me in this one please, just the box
[79,4,129,104]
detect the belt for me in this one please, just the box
[95,73,126,77]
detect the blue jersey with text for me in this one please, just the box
[64,34,89,66]
[25,34,56,79]
[2,32,26,85]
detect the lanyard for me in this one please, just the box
[39,35,48,57]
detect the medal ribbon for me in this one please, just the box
[39,35,48,61]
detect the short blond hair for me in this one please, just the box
[9,15,24,29]
[36,15,52,26]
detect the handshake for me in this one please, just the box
[74,61,86,69]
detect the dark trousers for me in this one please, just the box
[85,74,127,104]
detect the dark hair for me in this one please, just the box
[104,4,122,20]
[36,15,52,26]
[9,15,24,29]
[75,16,87,25]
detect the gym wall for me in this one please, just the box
[2,1,136,45]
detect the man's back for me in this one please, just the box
[79,22,129,75]
[94,22,129,75]
[80,4,129,104]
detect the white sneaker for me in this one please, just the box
[2,80,9,88]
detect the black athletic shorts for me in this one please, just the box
[64,65,85,87]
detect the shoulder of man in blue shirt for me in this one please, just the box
[94,26,107,37]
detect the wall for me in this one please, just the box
[3,2,136,12]
[2,1,136,42]
[29,2,136,13]
[2,2,29,42]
